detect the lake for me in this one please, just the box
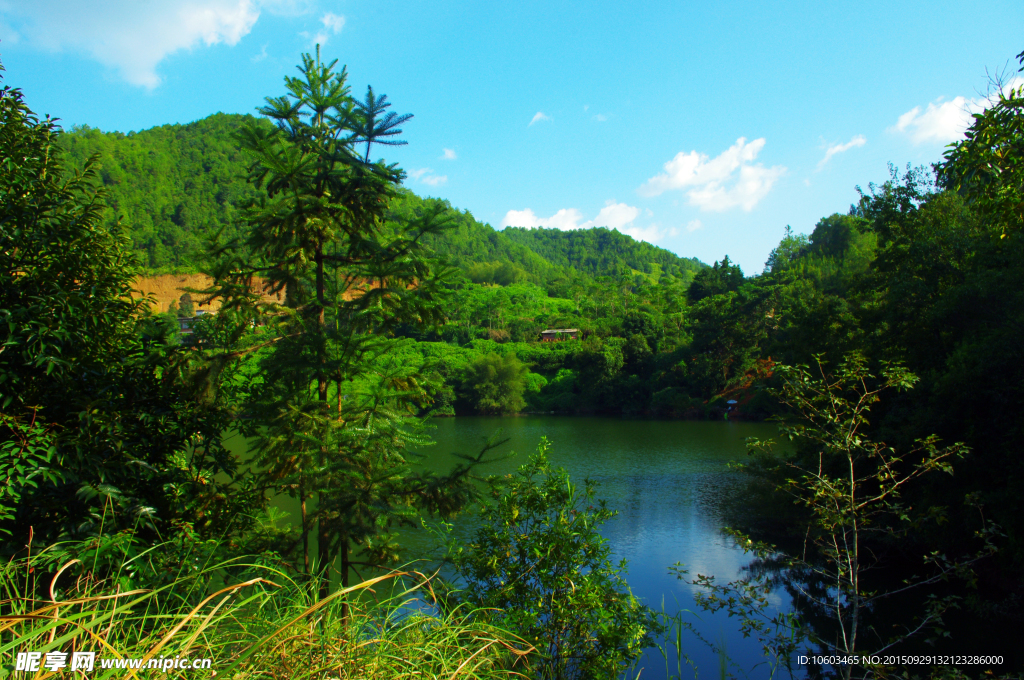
[254,415,790,679]
[423,416,787,679]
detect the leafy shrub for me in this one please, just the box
[444,438,661,680]
[461,353,529,415]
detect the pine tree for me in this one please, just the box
[207,49,493,599]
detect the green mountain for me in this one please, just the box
[384,190,560,283]
[58,113,706,281]
[60,113,269,271]
[502,226,703,283]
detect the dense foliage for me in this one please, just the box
[59,114,269,271]
[502,225,703,282]
[5,46,1024,678]
[737,357,995,678]
[198,50,512,600]
[0,65,241,547]
[58,120,704,287]
[445,438,660,680]
[56,76,1024,574]
[4,542,532,679]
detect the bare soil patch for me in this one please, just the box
[134,274,284,313]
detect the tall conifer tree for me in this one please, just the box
[208,49,490,598]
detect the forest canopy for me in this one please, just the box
[4,47,1024,677]
[58,118,704,287]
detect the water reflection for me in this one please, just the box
[258,416,790,679]
[422,416,789,680]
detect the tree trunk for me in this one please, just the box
[317,512,332,601]
[340,534,350,623]
[300,480,310,574]
[315,242,332,601]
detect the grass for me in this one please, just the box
[0,538,534,679]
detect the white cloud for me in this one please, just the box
[501,200,641,232]
[1,0,261,88]
[686,219,703,232]
[891,98,978,144]
[638,137,785,212]
[501,208,584,230]
[817,135,866,169]
[621,223,676,245]
[321,11,344,32]
[440,148,457,160]
[593,113,607,122]
[251,43,269,62]
[582,200,640,230]
[529,111,551,126]
[891,78,1024,144]
[304,10,345,46]
[689,165,785,212]
[501,201,678,244]
[407,168,447,186]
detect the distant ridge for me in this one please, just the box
[60,112,705,283]
[502,226,703,282]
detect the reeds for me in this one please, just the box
[1,539,533,679]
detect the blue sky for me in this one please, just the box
[2,0,1021,273]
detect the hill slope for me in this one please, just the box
[59,113,705,281]
[61,114,268,271]
[503,226,703,282]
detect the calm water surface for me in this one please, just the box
[258,416,789,679]
[422,416,787,680]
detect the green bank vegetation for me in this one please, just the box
[0,52,656,679]
[4,45,1024,678]
[1,538,532,679]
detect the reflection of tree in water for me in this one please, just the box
[694,470,746,525]
[738,547,1012,680]
[689,357,1000,680]
[741,553,884,680]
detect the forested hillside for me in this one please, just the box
[503,226,703,282]
[60,114,269,270]
[8,46,1024,676]
[59,115,704,285]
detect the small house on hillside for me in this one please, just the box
[540,328,579,342]
[178,310,210,336]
